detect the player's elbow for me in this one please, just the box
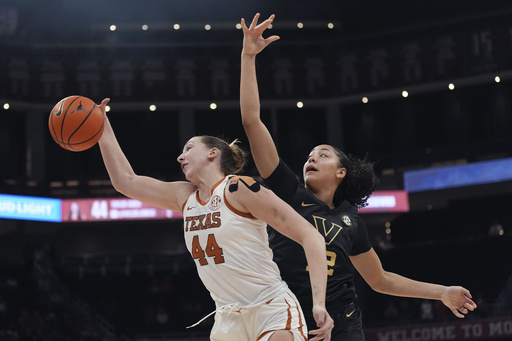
[367,272,391,294]
[240,109,261,128]
[111,181,128,197]
[110,173,136,196]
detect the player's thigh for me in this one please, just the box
[210,312,249,341]
[267,330,294,341]
[254,290,308,341]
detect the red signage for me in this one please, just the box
[59,190,409,222]
[359,190,410,214]
[61,198,183,222]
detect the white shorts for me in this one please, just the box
[210,289,308,341]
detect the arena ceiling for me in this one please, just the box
[4,0,512,41]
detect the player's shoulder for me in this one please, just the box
[170,180,198,198]
[223,176,265,216]
[227,175,262,194]
[228,175,257,185]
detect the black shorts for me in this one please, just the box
[305,303,365,341]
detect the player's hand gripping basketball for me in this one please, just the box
[308,305,334,341]
[241,13,280,56]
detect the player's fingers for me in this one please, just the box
[309,316,333,340]
[256,14,275,29]
[256,14,274,32]
[98,98,110,117]
[309,327,331,341]
[452,309,465,318]
[99,98,110,108]
[462,289,472,298]
[462,301,475,311]
[462,292,477,309]
[265,35,280,44]
[250,13,261,29]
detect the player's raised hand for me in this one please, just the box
[241,13,280,56]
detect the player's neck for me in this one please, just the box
[306,185,335,209]
[195,171,226,202]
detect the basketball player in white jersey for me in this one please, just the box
[96,99,334,341]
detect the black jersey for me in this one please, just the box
[264,159,372,314]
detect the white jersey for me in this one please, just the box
[182,175,287,308]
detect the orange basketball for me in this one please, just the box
[48,95,105,152]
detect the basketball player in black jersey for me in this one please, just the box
[240,13,477,340]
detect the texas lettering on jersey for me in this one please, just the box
[184,212,221,232]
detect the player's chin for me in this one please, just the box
[304,172,321,185]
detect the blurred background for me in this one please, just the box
[1,0,512,340]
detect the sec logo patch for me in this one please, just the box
[209,195,223,211]
[342,215,352,226]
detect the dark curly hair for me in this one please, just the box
[331,147,379,208]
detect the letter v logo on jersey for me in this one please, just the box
[312,215,343,245]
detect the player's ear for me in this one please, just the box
[208,147,219,160]
[336,167,347,180]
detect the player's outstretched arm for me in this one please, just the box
[351,248,477,318]
[97,99,193,212]
[240,13,280,179]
